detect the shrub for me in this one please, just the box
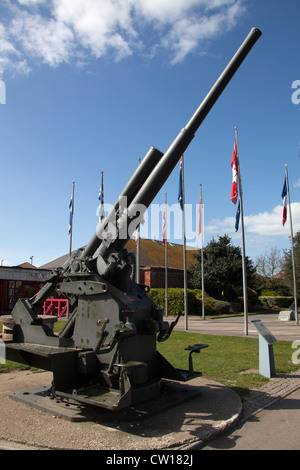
[147,288,216,316]
[212,300,231,315]
[258,296,294,309]
[261,290,280,297]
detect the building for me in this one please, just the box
[40,238,199,288]
[0,239,199,314]
[0,264,50,314]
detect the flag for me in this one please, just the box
[162,205,166,245]
[235,200,240,232]
[281,177,287,226]
[68,191,74,234]
[198,195,202,236]
[98,171,104,221]
[231,138,238,204]
[178,156,183,210]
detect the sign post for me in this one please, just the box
[251,320,277,378]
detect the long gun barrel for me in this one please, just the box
[94,27,262,275]
[7,27,262,416]
[29,27,261,307]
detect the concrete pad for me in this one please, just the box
[0,370,241,450]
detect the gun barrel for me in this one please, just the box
[83,146,163,258]
[131,27,261,210]
[97,27,261,260]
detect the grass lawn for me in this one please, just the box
[1,319,299,398]
[157,331,299,397]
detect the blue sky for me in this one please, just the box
[0,0,299,267]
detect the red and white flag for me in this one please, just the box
[162,205,166,245]
[231,138,238,204]
[198,195,202,236]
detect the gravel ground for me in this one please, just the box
[0,369,242,450]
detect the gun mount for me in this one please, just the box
[3,28,261,418]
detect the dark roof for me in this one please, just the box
[39,239,199,271]
[14,262,37,269]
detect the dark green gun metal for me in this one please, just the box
[3,28,262,418]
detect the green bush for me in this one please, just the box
[147,288,216,316]
[261,290,280,297]
[258,296,294,309]
[212,300,231,315]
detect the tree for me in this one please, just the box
[282,231,300,294]
[189,234,255,300]
[255,247,284,290]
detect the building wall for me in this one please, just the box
[0,267,50,314]
[140,266,186,289]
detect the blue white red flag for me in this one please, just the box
[281,178,287,226]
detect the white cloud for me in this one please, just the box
[53,0,135,60]
[0,0,245,74]
[17,0,45,5]
[202,203,300,258]
[206,202,300,242]
[10,11,74,67]
[163,1,245,64]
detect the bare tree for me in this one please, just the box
[255,247,284,289]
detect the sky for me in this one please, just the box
[0,0,299,268]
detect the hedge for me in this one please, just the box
[258,296,294,309]
[147,288,216,316]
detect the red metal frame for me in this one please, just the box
[42,299,68,317]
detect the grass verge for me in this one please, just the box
[158,331,299,397]
[1,321,298,398]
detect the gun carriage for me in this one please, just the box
[3,28,261,418]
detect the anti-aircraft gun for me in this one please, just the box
[3,28,262,417]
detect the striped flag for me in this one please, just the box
[281,177,287,226]
[98,171,104,221]
[198,193,202,236]
[162,204,167,245]
[235,200,240,232]
[231,138,238,204]
[178,157,183,210]
[68,189,74,234]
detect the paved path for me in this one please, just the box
[170,313,300,342]
[201,385,300,450]
[171,313,300,450]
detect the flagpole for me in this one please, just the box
[200,184,205,320]
[235,127,248,335]
[69,181,75,257]
[285,164,298,325]
[164,192,168,317]
[181,156,188,330]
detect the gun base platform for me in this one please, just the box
[10,379,202,423]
